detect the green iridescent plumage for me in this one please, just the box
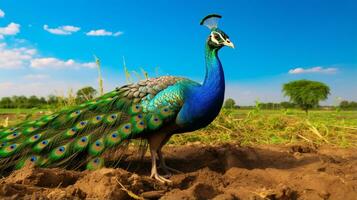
[0,76,188,171]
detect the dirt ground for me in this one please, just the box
[0,143,356,200]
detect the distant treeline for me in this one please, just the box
[0,86,97,109]
[239,102,296,110]
[339,101,357,110]
[0,95,67,108]
[224,98,357,110]
[241,101,357,110]
[0,95,55,108]
[1,90,357,110]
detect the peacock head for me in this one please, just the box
[201,14,234,49]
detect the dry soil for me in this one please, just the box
[0,143,356,200]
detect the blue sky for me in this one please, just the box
[0,0,356,105]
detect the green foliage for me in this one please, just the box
[0,86,97,110]
[339,100,357,110]
[282,80,330,113]
[76,86,97,103]
[280,101,296,109]
[0,95,48,108]
[223,98,236,109]
[248,100,262,116]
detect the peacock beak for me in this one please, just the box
[224,39,235,48]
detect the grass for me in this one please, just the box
[170,109,357,147]
[0,108,356,147]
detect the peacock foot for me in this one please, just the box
[150,171,172,183]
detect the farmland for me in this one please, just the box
[2,108,356,147]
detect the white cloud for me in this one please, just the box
[24,74,49,80]
[289,66,338,74]
[0,43,36,69]
[0,22,20,38]
[86,29,123,37]
[0,9,5,18]
[0,41,95,70]
[30,57,96,69]
[43,24,80,35]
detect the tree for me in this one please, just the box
[340,100,357,110]
[76,86,97,103]
[224,98,236,109]
[340,100,350,109]
[28,95,41,108]
[11,96,28,108]
[280,101,295,109]
[282,80,330,114]
[47,95,59,105]
[0,97,14,108]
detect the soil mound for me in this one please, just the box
[0,144,356,199]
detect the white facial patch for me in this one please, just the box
[210,31,225,45]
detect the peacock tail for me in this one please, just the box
[0,76,197,172]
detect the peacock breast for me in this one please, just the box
[176,86,224,131]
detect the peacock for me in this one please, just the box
[0,14,234,183]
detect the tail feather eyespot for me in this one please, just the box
[159,106,173,118]
[27,133,42,144]
[2,127,17,135]
[69,110,82,118]
[129,104,142,114]
[64,128,78,138]
[15,155,43,169]
[133,120,146,134]
[118,123,132,138]
[74,136,90,151]
[105,131,122,146]
[3,131,22,141]
[105,113,119,123]
[89,138,105,156]
[33,139,51,153]
[91,115,103,124]
[76,120,88,129]
[86,157,104,170]
[0,143,21,157]
[49,145,69,161]
[148,115,163,130]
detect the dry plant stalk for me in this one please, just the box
[115,177,144,200]
[94,55,104,96]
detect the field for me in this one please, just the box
[4,108,355,147]
[0,109,356,199]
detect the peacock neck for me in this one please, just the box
[202,44,225,95]
[176,43,226,131]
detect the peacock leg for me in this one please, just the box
[157,135,183,175]
[148,133,172,183]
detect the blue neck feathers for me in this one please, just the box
[177,44,225,130]
[203,45,225,94]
